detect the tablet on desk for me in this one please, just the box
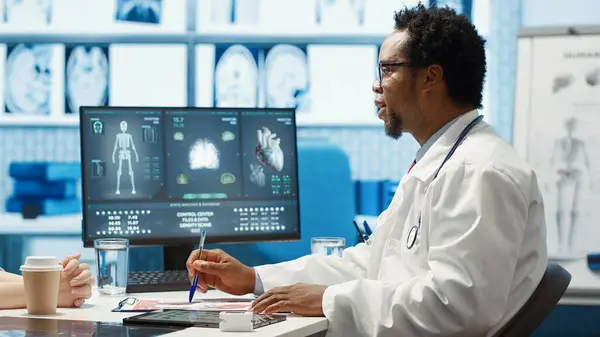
[123,309,287,329]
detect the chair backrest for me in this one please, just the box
[493,262,572,337]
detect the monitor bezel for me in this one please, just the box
[78,106,301,248]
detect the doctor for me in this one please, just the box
[187,4,548,336]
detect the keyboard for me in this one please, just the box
[126,270,190,293]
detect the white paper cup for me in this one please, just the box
[20,256,63,315]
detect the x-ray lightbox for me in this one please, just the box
[109,44,187,107]
[0,0,186,34]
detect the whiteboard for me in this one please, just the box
[514,30,600,289]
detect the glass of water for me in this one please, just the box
[311,237,345,258]
[94,238,129,295]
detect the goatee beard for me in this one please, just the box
[384,113,402,140]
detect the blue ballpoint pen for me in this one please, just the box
[189,230,207,303]
[363,220,373,236]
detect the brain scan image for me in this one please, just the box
[189,138,220,170]
[65,46,109,114]
[115,0,162,24]
[255,127,284,172]
[214,45,258,108]
[5,44,53,115]
[317,0,364,27]
[3,0,52,25]
[265,44,310,112]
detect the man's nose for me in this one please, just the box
[372,80,383,94]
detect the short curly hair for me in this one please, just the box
[394,3,486,109]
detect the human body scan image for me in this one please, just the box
[316,0,364,27]
[214,45,258,108]
[115,0,162,24]
[84,114,163,201]
[265,44,310,112]
[3,0,52,25]
[65,46,109,114]
[5,44,53,115]
[241,114,297,199]
[165,112,242,199]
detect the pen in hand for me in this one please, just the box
[189,230,207,303]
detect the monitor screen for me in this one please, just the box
[79,107,300,247]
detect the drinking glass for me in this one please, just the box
[94,238,129,295]
[311,237,345,258]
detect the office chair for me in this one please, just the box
[493,262,572,337]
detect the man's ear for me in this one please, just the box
[423,64,443,90]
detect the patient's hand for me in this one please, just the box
[58,253,93,307]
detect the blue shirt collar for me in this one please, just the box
[415,114,463,162]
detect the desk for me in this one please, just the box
[0,289,329,337]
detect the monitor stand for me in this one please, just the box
[126,245,196,293]
[163,244,195,271]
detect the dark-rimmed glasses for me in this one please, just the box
[377,62,411,82]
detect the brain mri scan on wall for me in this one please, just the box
[115,0,162,24]
[316,0,364,27]
[66,46,109,114]
[3,0,52,25]
[214,45,258,108]
[265,44,310,112]
[5,44,53,115]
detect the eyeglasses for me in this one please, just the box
[377,61,411,82]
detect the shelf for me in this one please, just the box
[0,213,81,235]
[0,32,387,45]
[0,117,79,128]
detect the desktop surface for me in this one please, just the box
[79,107,301,247]
[0,316,183,337]
[0,290,329,337]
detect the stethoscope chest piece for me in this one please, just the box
[406,224,419,249]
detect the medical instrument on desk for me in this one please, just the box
[353,220,367,242]
[406,115,484,250]
[189,230,207,303]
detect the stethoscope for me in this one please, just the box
[406,114,484,250]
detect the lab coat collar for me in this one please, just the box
[409,109,481,182]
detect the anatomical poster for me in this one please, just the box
[514,35,600,262]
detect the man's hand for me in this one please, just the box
[58,253,94,308]
[250,283,327,317]
[186,249,255,296]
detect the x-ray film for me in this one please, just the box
[316,0,364,27]
[214,45,258,108]
[3,0,52,25]
[5,44,53,115]
[265,44,310,112]
[430,0,472,19]
[65,46,109,114]
[115,0,162,24]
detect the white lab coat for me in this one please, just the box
[255,110,548,337]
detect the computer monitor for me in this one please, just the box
[79,106,300,270]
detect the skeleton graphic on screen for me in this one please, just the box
[549,116,592,254]
[112,121,139,195]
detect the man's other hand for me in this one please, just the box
[58,253,93,307]
[186,249,255,295]
[250,283,327,317]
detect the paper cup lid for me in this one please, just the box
[20,256,63,272]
